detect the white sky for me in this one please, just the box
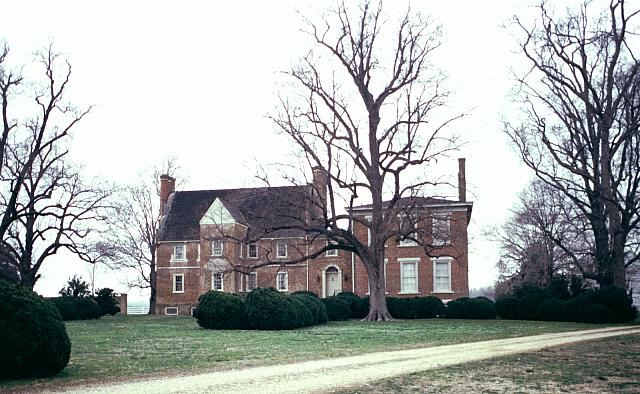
[3,0,544,301]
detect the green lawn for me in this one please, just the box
[0,315,629,391]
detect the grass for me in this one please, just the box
[339,333,640,393]
[0,315,631,391]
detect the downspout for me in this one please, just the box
[350,216,355,293]
[306,235,309,290]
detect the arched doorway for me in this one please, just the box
[324,266,342,297]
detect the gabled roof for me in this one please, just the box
[158,185,311,242]
[349,196,473,211]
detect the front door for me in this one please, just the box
[325,267,341,297]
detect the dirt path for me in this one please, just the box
[60,326,640,394]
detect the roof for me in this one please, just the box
[349,196,473,211]
[158,185,312,242]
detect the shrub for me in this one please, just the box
[291,294,320,325]
[75,297,102,320]
[518,289,551,320]
[94,288,121,316]
[321,296,351,321]
[195,291,246,329]
[387,297,413,319]
[562,294,591,322]
[590,287,637,323]
[50,296,78,321]
[581,304,614,324]
[444,298,466,319]
[0,280,71,378]
[290,290,318,298]
[409,296,445,319]
[495,296,520,320]
[288,296,314,328]
[547,275,571,300]
[245,288,298,330]
[536,298,566,322]
[463,297,497,319]
[337,292,368,319]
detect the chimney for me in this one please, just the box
[312,166,327,213]
[458,158,466,202]
[159,174,176,216]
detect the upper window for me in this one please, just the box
[399,215,418,246]
[276,271,288,291]
[212,273,223,291]
[276,242,287,258]
[247,272,257,291]
[173,274,184,293]
[248,242,258,258]
[212,240,224,256]
[172,245,186,262]
[400,260,419,294]
[433,258,452,293]
[432,213,451,246]
[325,240,338,256]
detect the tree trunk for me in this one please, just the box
[363,257,393,321]
[20,270,37,290]
[148,257,157,314]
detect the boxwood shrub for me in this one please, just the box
[535,298,565,322]
[589,287,637,323]
[245,288,298,330]
[50,296,78,321]
[337,292,368,318]
[321,296,352,321]
[444,298,466,318]
[50,296,102,320]
[288,296,314,327]
[412,296,445,318]
[195,291,246,329]
[0,280,71,378]
[290,290,317,298]
[581,303,614,323]
[463,297,496,319]
[291,294,327,324]
[495,296,520,320]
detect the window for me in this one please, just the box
[276,271,288,291]
[172,245,186,262]
[212,273,223,291]
[325,240,338,256]
[173,274,184,293]
[399,215,418,246]
[247,272,257,291]
[400,259,419,294]
[433,258,452,293]
[212,240,224,256]
[165,307,179,316]
[248,242,258,258]
[276,242,287,258]
[432,213,451,246]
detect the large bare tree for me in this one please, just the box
[506,0,640,288]
[102,160,179,314]
[262,1,460,320]
[0,43,100,289]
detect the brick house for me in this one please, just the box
[155,161,473,316]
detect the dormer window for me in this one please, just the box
[248,242,258,258]
[171,245,186,262]
[276,242,287,258]
[212,240,224,256]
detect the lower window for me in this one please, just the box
[247,272,257,291]
[433,258,452,292]
[212,273,223,291]
[165,307,179,316]
[276,271,288,292]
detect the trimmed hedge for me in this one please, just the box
[337,292,369,319]
[290,290,317,298]
[413,296,446,318]
[495,296,519,320]
[321,296,352,321]
[194,291,246,329]
[581,304,614,323]
[245,288,299,330]
[536,298,565,322]
[463,297,496,319]
[51,296,102,321]
[0,280,71,378]
[289,296,314,327]
[444,298,466,318]
[291,294,328,325]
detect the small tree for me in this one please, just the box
[94,288,120,316]
[59,275,90,298]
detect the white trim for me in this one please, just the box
[172,273,185,293]
[212,272,224,291]
[199,197,236,225]
[170,244,187,262]
[165,307,179,316]
[276,242,288,258]
[322,264,343,298]
[158,266,200,270]
[196,244,201,262]
[238,243,243,258]
[399,258,419,294]
[349,202,472,212]
[190,307,197,316]
[212,240,224,256]
[158,239,200,244]
[239,273,244,292]
[276,271,289,292]
[432,256,453,293]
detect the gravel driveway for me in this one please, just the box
[59,325,640,394]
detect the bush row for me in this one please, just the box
[194,288,328,330]
[495,285,637,323]
[444,297,497,319]
[321,292,454,320]
[0,280,71,379]
[50,289,121,321]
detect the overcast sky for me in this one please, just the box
[3,0,550,301]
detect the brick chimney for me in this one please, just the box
[458,158,466,202]
[159,174,176,216]
[312,166,327,212]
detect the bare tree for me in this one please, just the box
[0,43,101,289]
[103,159,179,314]
[506,0,640,288]
[257,1,461,321]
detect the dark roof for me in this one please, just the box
[350,196,472,211]
[158,185,312,242]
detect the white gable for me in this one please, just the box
[200,198,236,225]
